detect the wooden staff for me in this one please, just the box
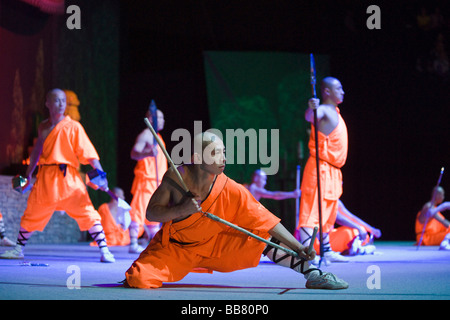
[295,164,301,228]
[148,99,160,187]
[143,118,314,259]
[310,53,324,266]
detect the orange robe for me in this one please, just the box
[129,133,168,228]
[313,205,372,253]
[125,173,281,289]
[297,107,348,234]
[20,116,102,232]
[90,203,130,247]
[415,211,450,246]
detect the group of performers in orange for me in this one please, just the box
[0,78,449,290]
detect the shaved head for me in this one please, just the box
[192,131,225,166]
[192,131,222,154]
[46,88,65,101]
[321,77,339,92]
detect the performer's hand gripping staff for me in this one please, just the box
[143,118,314,259]
[417,167,445,250]
[310,53,325,266]
[86,169,132,230]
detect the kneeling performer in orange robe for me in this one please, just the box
[125,132,348,289]
[91,187,131,247]
[0,89,114,263]
[416,186,450,250]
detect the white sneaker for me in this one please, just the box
[129,242,145,254]
[305,269,349,290]
[100,249,115,263]
[324,250,349,262]
[0,246,24,259]
[439,235,450,251]
[0,237,16,247]
[359,244,376,255]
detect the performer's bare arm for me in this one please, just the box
[130,129,158,161]
[146,168,201,223]
[336,200,382,238]
[25,121,50,180]
[252,186,300,200]
[305,98,339,136]
[305,98,325,123]
[420,202,450,227]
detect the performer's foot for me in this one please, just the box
[324,250,349,262]
[345,238,376,256]
[0,237,16,247]
[100,249,115,263]
[129,243,145,254]
[0,245,24,259]
[310,255,331,266]
[439,235,450,251]
[305,269,349,290]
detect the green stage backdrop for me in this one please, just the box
[204,51,329,230]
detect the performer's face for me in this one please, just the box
[329,80,345,105]
[200,139,226,174]
[156,110,165,131]
[46,90,67,116]
[436,190,445,204]
[146,109,165,131]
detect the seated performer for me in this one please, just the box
[247,169,301,201]
[0,89,115,263]
[312,200,381,255]
[416,186,450,250]
[0,212,15,247]
[90,187,131,247]
[124,132,348,289]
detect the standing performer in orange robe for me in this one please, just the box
[125,132,348,290]
[0,89,115,262]
[296,77,349,263]
[415,186,450,250]
[128,109,168,253]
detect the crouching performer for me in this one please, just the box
[125,132,348,289]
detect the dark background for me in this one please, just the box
[1,0,449,241]
[118,0,450,240]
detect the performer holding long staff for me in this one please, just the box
[144,118,302,258]
[124,123,348,289]
[310,54,325,266]
[128,104,168,253]
[417,167,445,250]
[296,55,350,265]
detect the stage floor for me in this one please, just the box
[0,241,449,302]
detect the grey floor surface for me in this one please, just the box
[0,241,449,304]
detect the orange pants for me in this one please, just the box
[416,212,450,245]
[125,228,268,289]
[90,203,130,247]
[20,166,101,232]
[313,226,370,253]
